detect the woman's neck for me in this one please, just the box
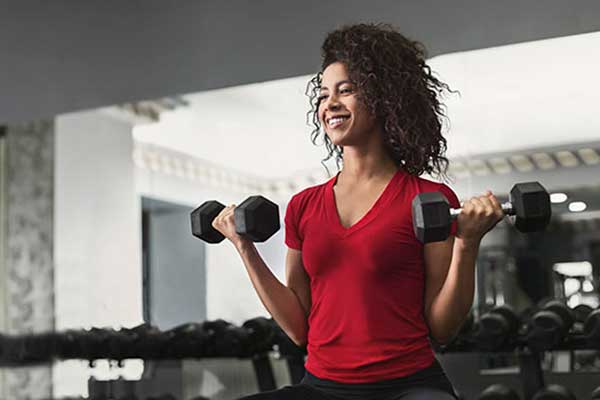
[337,149,398,186]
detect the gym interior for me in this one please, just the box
[1,2,600,400]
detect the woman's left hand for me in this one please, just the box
[455,190,505,244]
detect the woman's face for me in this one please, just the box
[317,62,377,147]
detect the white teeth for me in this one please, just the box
[328,117,348,127]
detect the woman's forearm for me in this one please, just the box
[236,241,309,346]
[427,238,480,344]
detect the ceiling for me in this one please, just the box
[132,31,600,179]
[2,1,600,124]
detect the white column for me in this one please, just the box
[53,110,143,396]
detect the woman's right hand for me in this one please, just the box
[211,204,251,249]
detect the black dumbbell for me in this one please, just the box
[572,304,593,324]
[162,322,210,359]
[78,328,120,361]
[242,317,277,356]
[475,305,520,351]
[126,323,170,359]
[190,195,280,243]
[201,319,249,357]
[20,332,59,363]
[526,300,574,352]
[55,329,87,360]
[412,181,551,243]
[108,326,155,361]
[478,384,521,400]
[583,307,600,347]
[531,384,575,400]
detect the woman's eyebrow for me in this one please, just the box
[320,80,352,91]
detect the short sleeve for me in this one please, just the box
[284,195,303,250]
[437,183,461,236]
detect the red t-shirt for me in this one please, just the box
[284,168,460,383]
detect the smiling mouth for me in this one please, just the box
[326,115,350,129]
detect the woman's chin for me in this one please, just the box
[327,130,351,146]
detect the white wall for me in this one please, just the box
[136,166,289,325]
[54,110,143,396]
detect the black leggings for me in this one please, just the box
[238,359,457,400]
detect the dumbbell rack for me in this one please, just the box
[439,341,600,400]
[518,350,544,400]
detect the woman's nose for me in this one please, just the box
[324,95,341,111]
[328,102,341,111]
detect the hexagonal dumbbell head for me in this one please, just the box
[543,300,575,335]
[528,300,574,351]
[477,305,519,351]
[234,195,280,242]
[412,192,452,243]
[509,182,551,233]
[584,309,600,343]
[489,305,520,337]
[190,200,226,243]
[573,304,593,324]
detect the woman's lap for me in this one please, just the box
[392,387,457,400]
[237,384,457,400]
[237,384,336,400]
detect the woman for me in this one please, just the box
[212,23,504,400]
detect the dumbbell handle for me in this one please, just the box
[449,201,514,219]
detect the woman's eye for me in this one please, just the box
[317,94,328,102]
[340,87,353,94]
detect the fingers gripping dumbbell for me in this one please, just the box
[412,182,551,244]
[190,195,280,243]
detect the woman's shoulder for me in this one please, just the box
[285,179,331,218]
[409,173,456,193]
[289,178,331,203]
[408,174,459,206]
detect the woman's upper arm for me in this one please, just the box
[285,248,311,317]
[423,236,454,320]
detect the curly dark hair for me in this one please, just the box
[306,23,457,181]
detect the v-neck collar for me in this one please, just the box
[325,169,405,237]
